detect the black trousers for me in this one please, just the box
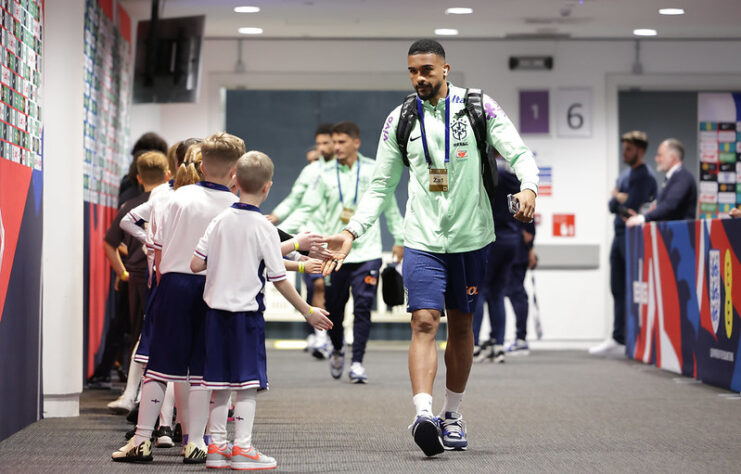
[609,234,626,344]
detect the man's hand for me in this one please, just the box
[522,230,534,245]
[392,245,404,263]
[611,187,618,198]
[729,207,741,218]
[513,189,536,223]
[528,249,538,269]
[625,215,643,228]
[266,214,279,225]
[305,307,333,331]
[621,208,637,222]
[616,192,628,204]
[321,230,354,276]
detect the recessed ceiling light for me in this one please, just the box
[658,8,685,15]
[633,28,657,36]
[239,27,263,35]
[234,6,260,13]
[445,7,473,15]
[435,28,459,36]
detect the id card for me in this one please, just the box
[340,207,355,223]
[429,168,448,192]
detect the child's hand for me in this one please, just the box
[300,258,323,274]
[305,307,333,330]
[295,232,322,251]
[308,243,333,260]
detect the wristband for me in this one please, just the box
[304,307,313,319]
[298,262,305,273]
[293,239,300,251]
[121,271,129,282]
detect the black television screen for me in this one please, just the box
[133,15,205,104]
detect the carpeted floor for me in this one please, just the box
[0,348,739,473]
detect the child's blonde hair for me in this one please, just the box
[200,132,246,178]
[136,151,170,186]
[166,142,180,177]
[174,144,203,189]
[236,151,274,194]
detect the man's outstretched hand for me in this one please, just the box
[321,230,354,276]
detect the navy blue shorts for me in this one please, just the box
[403,244,491,314]
[144,272,207,384]
[134,280,158,364]
[202,308,268,391]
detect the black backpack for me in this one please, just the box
[395,88,498,204]
[381,264,405,308]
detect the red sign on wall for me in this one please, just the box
[553,214,575,237]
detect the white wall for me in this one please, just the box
[130,38,741,343]
[43,0,86,417]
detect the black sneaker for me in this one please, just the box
[155,425,174,448]
[409,413,444,457]
[172,423,183,443]
[112,439,153,463]
[126,403,139,424]
[86,373,112,390]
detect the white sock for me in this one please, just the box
[122,342,143,401]
[233,389,257,449]
[440,388,464,416]
[133,378,166,445]
[173,381,189,436]
[413,393,433,416]
[158,382,175,428]
[209,390,231,447]
[188,387,212,448]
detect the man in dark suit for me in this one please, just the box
[626,138,697,228]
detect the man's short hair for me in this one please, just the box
[176,137,202,167]
[408,39,445,58]
[620,130,648,150]
[331,121,360,139]
[200,132,246,176]
[136,151,169,185]
[236,151,274,194]
[315,123,333,136]
[664,138,685,161]
[131,132,168,156]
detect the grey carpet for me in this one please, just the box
[0,348,739,473]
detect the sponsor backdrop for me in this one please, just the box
[697,92,741,219]
[82,0,131,378]
[0,0,43,441]
[626,218,741,392]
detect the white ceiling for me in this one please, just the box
[118,0,741,39]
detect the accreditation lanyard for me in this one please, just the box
[416,96,450,169]
[336,158,361,207]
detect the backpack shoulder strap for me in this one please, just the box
[395,93,418,167]
[464,88,487,156]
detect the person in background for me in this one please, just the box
[591,131,657,357]
[119,132,168,207]
[505,219,537,355]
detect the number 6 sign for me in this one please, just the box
[556,88,592,138]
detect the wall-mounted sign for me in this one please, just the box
[552,214,575,237]
[519,90,549,134]
[539,166,552,196]
[556,88,592,138]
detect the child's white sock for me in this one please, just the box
[209,390,231,447]
[158,382,175,427]
[188,387,212,448]
[233,389,257,448]
[132,378,166,445]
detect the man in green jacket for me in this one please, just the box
[282,121,404,383]
[323,40,539,456]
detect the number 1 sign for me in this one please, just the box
[556,88,592,138]
[519,90,550,134]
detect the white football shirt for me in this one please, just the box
[195,202,287,312]
[153,182,238,275]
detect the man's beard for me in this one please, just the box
[416,81,442,101]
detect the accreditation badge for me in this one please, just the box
[340,207,355,223]
[429,168,448,192]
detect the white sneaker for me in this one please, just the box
[107,395,136,415]
[305,333,317,353]
[348,362,367,383]
[588,338,626,358]
[312,330,330,360]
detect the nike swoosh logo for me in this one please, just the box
[410,135,421,142]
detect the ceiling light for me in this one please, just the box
[633,28,657,36]
[239,27,263,35]
[435,28,459,36]
[658,8,685,15]
[234,6,260,13]
[445,7,473,15]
